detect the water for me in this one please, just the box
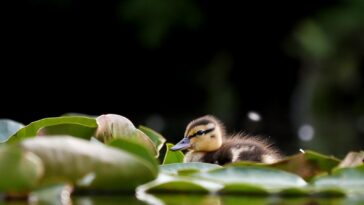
[1,194,364,205]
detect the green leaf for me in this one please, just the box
[0,145,44,193]
[134,129,158,157]
[295,20,331,58]
[160,162,221,175]
[193,166,307,192]
[278,187,311,196]
[138,125,166,153]
[145,181,210,193]
[6,116,97,143]
[108,138,158,168]
[20,136,158,191]
[138,173,223,194]
[220,184,268,195]
[311,188,346,197]
[140,166,307,195]
[95,114,158,157]
[312,165,364,195]
[0,119,24,143]
[162,143,184,164]
[269,150,340,181]
[177,169,200,176]
[38,123,96,140]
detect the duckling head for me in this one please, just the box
[171,115,225,152]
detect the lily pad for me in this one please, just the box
[20,136,158,191]
[160,162,221,175]
[220,183,268,195]
[140,165,307,195]
[0,145,44,193]
[0,119,24,143]
[138,173,222,194]
[193,166,307,192]
[278,187,311,196]
[312,165,364,195]
[270,150,340,181]
[162,143,184,164]
[145,181,210,193]
[139,194,221,205]
[38,124,96,140]
[6,116,97,144]
[311,188,346,197]
[108,138,158,168]
[138,125,166,153]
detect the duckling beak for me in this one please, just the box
[171,137,191,151]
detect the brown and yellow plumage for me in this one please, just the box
[171,115,282,165]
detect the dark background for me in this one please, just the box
[2,0,363,157]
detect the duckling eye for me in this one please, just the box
[196,130,204,136]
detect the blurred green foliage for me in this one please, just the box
[290,0,364,157]
[120,0,202,48]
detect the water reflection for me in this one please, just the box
[145,195,364,205]
[1,195,364,205]
[73,196,148,205]
[0,200,28,205]
[141,194,221,205]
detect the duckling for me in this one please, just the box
[171,115,282,165]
